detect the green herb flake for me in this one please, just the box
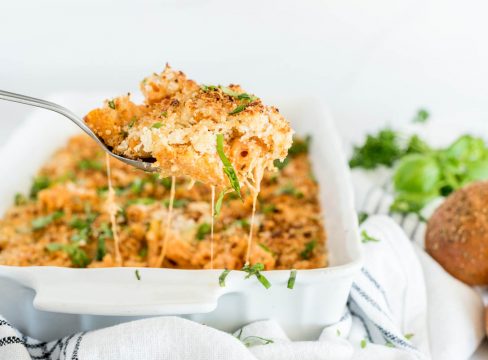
[196,223,211,240]
[404,333,414,340]
[258,242,273,254]
[46,243,90,267]
[262,204,277,215]
[135,269,141,280]
[385,341,394,348]
[78,159,103,171]
[138,246,148,258]
[126,198,156,206]
[278,184,304,199]
[108,100,116,110]
[242,335,274,347]
[128,117,137,128]
[242,263,271,289]
[360,339,367,349]
[163,198,188,208]
[228,104,248,115]
[14,193,27,206]
[413,109,430,123]
[152,122,163,129]
[288,135,311,157]
[358,211,369,225]
[273,157,290,170]
[30,176,51,199]
[130,178,145,195]
[287,269,297,289]
[32,211,64,231]
[336,329,341,336]
[214,189,227,217]
[96,222,112,260]
[361,230,380,243]
[219,269,231,287]
[161,111,168,117]
[216,134,242,199]
[300,239,317,260]
[201,85,218,92]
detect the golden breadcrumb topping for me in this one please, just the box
[0,135,326,270]
[84,65,294,188]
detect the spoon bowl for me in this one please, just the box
[0,90,159,173]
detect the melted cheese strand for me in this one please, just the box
[245,160,265,265]
[105,154,122,265]
[157,175,176,267]
[210,185,215,269]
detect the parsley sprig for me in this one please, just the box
[46,243,90,268]
[32,211,64,231]
[242,263,271,289]
[216,134,242,199]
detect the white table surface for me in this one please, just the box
[1,0,487,358]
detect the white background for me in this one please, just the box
[1,0,487,357]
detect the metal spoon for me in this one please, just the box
[0,90,158,172]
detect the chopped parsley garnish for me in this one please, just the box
[300,239,317,260]
[413,108,429,123]
[130,178,145,195]
[163,198,188,208]
[288,135,311,156]
[152,122,163,129]
[126,198,156,206]
[361,230,380,243]
[30,176,51,199]
[96,222,112,261]
[241,336,274,347]
[78,159,103,171]
[287,269,297,289]
[161,111,168,117]
[32,211,64,231]
[360,339,367,349]
[196,223,211,240]
[108,100,116,110]
[273,157,289,170]
[262,204,277,214]
[46,243,90,267]
[258,242,273,254]
[201,85,218,92]
[214,188,228,217]
[228,104,248,115]
[274,135,311,170]
[160,177,172,190]
[135,269,141,280]
[14,193,27,206]
[69,207,98,243]
[216,134,242,199]
[242,263,271,289]
[358,211,369,225]
[138,246,148,258]
[128,117,137,128]
[404,333,414,340]
[219,269,231,287]
[277,184,304,198]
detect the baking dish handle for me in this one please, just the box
[31,283,224,316]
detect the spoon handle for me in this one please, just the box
[0,90,105,148]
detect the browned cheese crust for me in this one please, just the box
[84,65,293,188]
[425,181,488,285]
[0,135,327,270]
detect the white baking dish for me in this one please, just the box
[0,94,362,341]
